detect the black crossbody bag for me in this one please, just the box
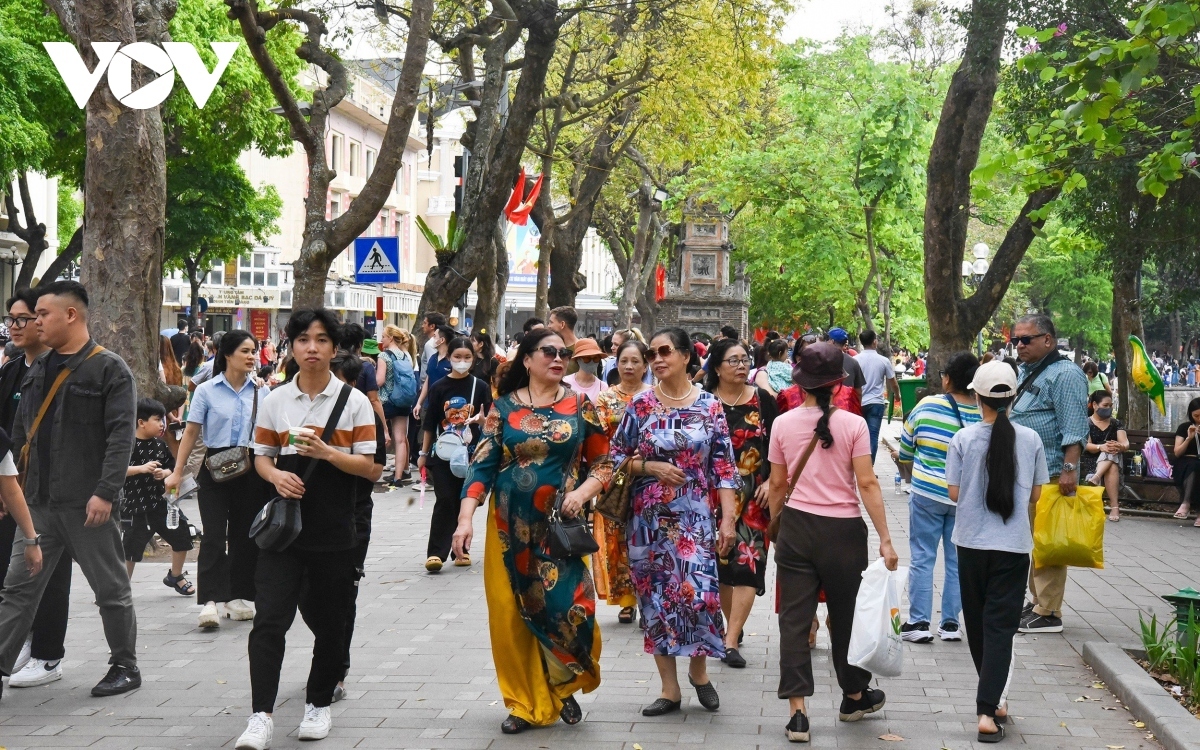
[250,384,352,552]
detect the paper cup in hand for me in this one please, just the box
[289,427,315,445]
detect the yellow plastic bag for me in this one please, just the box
[1032,484,1105,569]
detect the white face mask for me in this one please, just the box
[451,361,472,374]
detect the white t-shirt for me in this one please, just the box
[0,451,17,476]
[856,349,895,406]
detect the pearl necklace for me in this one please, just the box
[657,381,694,401]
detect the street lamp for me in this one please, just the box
[963,243,991,355]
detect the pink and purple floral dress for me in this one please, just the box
[609,389,740,657]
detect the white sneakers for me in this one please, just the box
[13,635,31,674]
[233,705,332,747]
[235,712,273,749]
[298,703,332,740]
[9,658,63,687]
[226,599,256,621]
[199,601,220,629]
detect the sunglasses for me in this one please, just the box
[537,345,572,361]
[1009,334,1046,346]
[646,345,678,361]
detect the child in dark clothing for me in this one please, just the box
[123,398,195,595]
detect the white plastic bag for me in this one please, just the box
[846,558,908,677]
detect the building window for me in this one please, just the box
[253,271,265,286]
[331,195,341,219]
[366,149,376,177]
[281,290,292,307]
[240,270,252,286]
[208,268,223,285]
[349,142,360,177]
[330,133,342,171]
[253,253,265,268]
[267,272,278,287]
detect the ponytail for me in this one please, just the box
[980,394,1017,522]
[810,385,835,448]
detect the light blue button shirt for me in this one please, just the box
[188,373,271,448]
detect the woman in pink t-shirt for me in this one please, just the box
[766,341,898,743]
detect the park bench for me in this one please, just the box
[1121,428,1180,505]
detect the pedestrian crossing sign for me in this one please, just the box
[353,237,400,283]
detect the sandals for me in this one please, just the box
[500,715,531,734]
[642,698,681,717]
[618,607,635,624]
[689,675,720,711]
[559,695,582,725]
[1175,504,1191,519]
[163,570,195,596]
[978,724,1005,743]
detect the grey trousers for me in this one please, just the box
[0,505,137,674]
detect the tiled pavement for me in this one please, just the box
[0,423,1184,748]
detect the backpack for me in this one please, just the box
[382,350,417,409]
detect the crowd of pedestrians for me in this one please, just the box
[0,289,1119,747]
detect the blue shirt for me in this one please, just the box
[188,373,272,448]
[1010,355,1089,476]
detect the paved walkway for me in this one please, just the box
[0,422,1182,748]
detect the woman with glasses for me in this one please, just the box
[166,330,271,629]
[704,337,777,669]
[452,328,613,735]
[609,327,740,717]
[592,339,651,624]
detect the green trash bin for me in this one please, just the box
[897,378,926,419]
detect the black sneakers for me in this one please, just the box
[938,621,962,641]
[1019,612,1063,633]
[900,621,933,643]
[91,664,141,697]
[786,710,810,742]
[839,687,886,721]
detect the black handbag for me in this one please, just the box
[251,384,352,552]
[205,387,259,482]
[547,395,600,559]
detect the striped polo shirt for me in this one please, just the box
[253,373,376,457]
[898,394,981,504]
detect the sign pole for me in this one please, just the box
[376,283,384,332]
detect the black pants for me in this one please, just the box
[248,545,356,712]
[0,514,71,661]
[299,541,368,682]
[196,460,267,604]
[427,458,464,560]
[774,506,872,698]
[957,546,1029,717]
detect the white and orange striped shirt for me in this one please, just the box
[253,373,376,457]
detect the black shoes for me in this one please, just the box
[838,687,885,722]
[722,647,746,668]
[900,621,933,643]
[786,710,811,742]
[1019,612,1063,633]
[500,715,531,734]
[91,664,141,697]
[689,675,719,711]
[642,698,681,716]
[559,695,582,725]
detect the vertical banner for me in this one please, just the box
[250,309,270,341]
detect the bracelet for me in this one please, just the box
[640,458,647,475]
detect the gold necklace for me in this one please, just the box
[657,381,694,401]
[718,385,749,407]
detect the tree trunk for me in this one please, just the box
[613,183,656,329]
[35,226,83,288]
[184,256,204,332]
[5,175,49,291]
[45,0,176,406]
[1112,253,1149,428]
[416,8,559,333]
[1169,310,1182,362]
[921,0,1060,392]
[473,220,507,335]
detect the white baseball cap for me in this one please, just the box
[969,360,1018,398]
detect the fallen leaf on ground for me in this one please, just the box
[1146,733,1156,740]
[1132,721,1146,728]
[635,679,647,683]
[1074,696,1088,702]
[1093,682,1107,689]
[879,734,904,741]
[1060,722,1067,728]
[634,745,643,750]
[217,680,226,684]
[1105,745,1124,749]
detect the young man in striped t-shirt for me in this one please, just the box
[896,353,981,644]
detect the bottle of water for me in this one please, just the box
[894,472,902,495]
[165,490,180,530]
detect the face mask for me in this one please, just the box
[1095,407,1113,419]
[451,361,472,374]
[578,361,599,375]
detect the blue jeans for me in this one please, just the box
[907,493,960,626]
[862,402,886,463]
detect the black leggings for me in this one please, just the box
[427,457,465,560]
[957,546,1029,717]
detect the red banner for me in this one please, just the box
[250,309,270,342]
[655,264,666,302]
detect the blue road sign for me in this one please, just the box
[354,237,400,284]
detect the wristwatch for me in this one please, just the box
[418,450,428,457]
[22,534,41,547]
[1061,462,1078,473]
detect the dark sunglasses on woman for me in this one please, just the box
[646,345,677,361]
[538,345,572,361]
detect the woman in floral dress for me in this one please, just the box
[592,339,651,624]
[453,329,613,735]
[703,337,777,669]
[609,328,740,718]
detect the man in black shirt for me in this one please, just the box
[0,287,73,691]
[170,318,190,365]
